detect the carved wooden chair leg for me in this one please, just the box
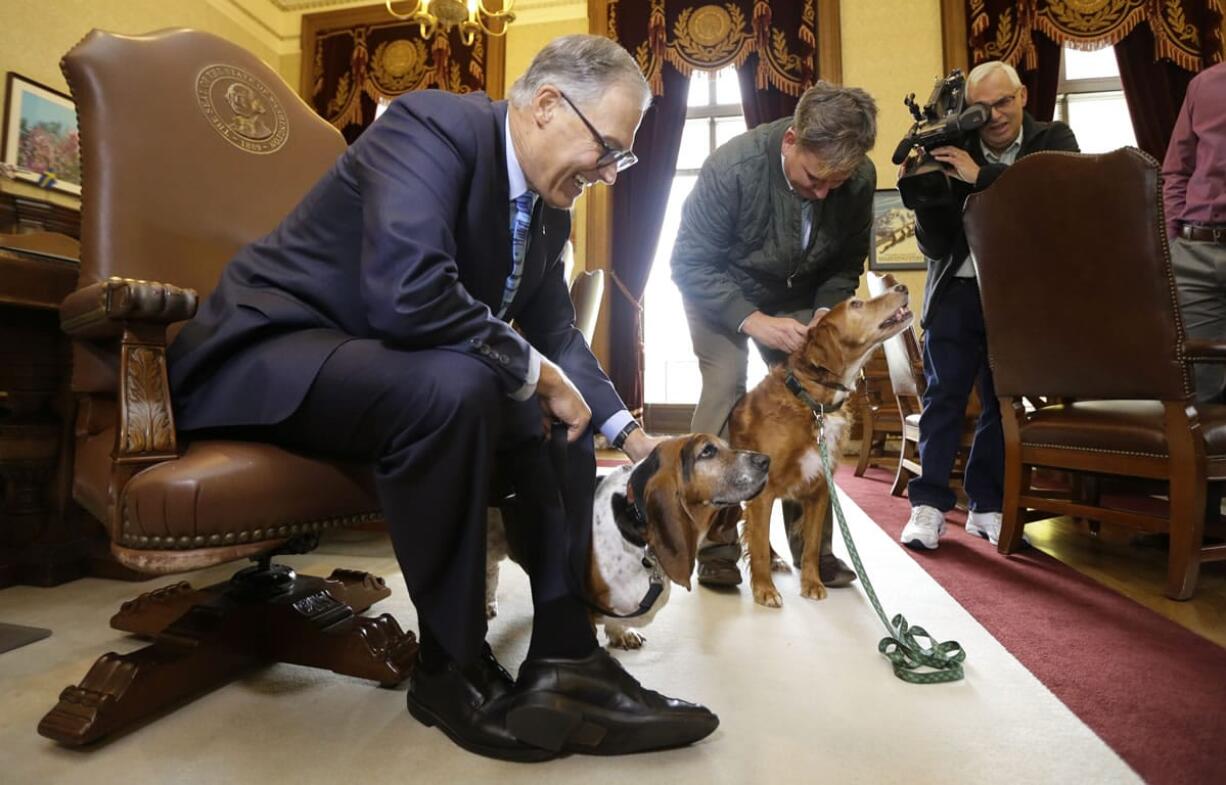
[40,565,412,746]
[39,604,262,746]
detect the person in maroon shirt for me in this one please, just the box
[1163,62,1226,402]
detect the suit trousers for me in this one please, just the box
[909,277,1004,513]
[683,301,832,557]
[1171,236,1226,402]
[257,338,596,666]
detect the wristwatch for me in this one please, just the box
[611,420,642,451]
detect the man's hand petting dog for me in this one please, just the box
[741,311,809,354]
[622,428,668,463]
[537,358,591,442]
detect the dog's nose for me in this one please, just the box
[893,283,908,294]
[750,452,770,471]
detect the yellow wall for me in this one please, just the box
[506,16,591,279]
[0,0,282,94]
[841,0,944,319]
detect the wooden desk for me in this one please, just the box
[0,244,87,587]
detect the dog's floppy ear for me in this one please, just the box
[642,438,700,591]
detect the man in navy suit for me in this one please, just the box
[168,35,717,761]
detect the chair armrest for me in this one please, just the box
[60,277,197,339]
[1184,339,1226,364]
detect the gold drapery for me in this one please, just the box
[969,0,1222,71]
[607,0,818,96]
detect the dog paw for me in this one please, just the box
[753,583,783,608]
[770,553,793,573]
[606,627,646,650]
[800,578,828,601]
[485,600,499,619]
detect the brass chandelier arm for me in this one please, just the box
[385,0,516,42]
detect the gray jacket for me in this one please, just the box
[671,117,876,333]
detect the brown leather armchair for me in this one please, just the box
[964,147,1226,600]
[38,29,416,746]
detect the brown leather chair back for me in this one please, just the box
[569,269,605,345]
[62,28,344,306]
[964,148,1191,401]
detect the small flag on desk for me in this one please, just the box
[36,171,58,189]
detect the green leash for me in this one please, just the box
[801,379,966,684]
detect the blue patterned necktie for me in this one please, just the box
[497,191,535,319]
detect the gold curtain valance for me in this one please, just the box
[609,0,817,96]
[970,0,1222,71]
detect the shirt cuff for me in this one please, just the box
[508,348,541,401]
[599,409,636,445]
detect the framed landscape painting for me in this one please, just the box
[2,73,81,195]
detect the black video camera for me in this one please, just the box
[893,69,990,210]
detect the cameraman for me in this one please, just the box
[671,82,878,587]
[899,61,1079,550]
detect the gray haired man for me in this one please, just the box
[169,34,710,761]
[670,82,878,587]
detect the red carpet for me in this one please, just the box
[836,467,1226,785]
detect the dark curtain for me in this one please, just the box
[604,0,818,409]
[306,17,492,143]
[737,53,800,129]
[966,0,1222,152]
[1115,21,1209,159]
[608,67,690,412]
[1020,32,1061,122]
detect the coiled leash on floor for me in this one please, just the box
[791,371,967,684]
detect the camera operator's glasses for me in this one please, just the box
[985,90,1021,113]
[558,90,638,172]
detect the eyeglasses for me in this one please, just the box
[985,90,1021,113]
[557,90,638,173]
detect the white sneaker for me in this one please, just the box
[965,511,1029,546]
[901,505,946,550]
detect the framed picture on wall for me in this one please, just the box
[869,188,926,271]
[1,73,81,195]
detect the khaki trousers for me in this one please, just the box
[683,301,834,558]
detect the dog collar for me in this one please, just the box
[607,479,666,619]
[616,480,648,548]
[785,369,846,413]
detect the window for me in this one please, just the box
[642,68,769,405]
[1054,45,1136,153]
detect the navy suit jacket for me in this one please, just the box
[168,91,625,431]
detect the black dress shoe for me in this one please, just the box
[505,648,719,755]
[696,542,742,587]
[407,654,558,763]
[471,642,515,701]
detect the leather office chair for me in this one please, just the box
[965,147,1226,600]
[39,29,416,746]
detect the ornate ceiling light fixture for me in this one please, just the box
[385,0,516,46]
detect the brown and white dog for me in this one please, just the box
[487,434,769,648]
[727,284,913,608]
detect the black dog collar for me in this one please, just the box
[785,369,846,413]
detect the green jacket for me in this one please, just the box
[670,117,876,333]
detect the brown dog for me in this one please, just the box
[727,284,913,607]
[487,434,769,647]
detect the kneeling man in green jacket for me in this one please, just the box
[670,81,878,588]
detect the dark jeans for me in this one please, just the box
[908,278,1004,513]
[238,338,596,666]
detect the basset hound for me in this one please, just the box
[487,434,769,649]
[725,284,913,608]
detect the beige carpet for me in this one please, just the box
[0,492,1143,785]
